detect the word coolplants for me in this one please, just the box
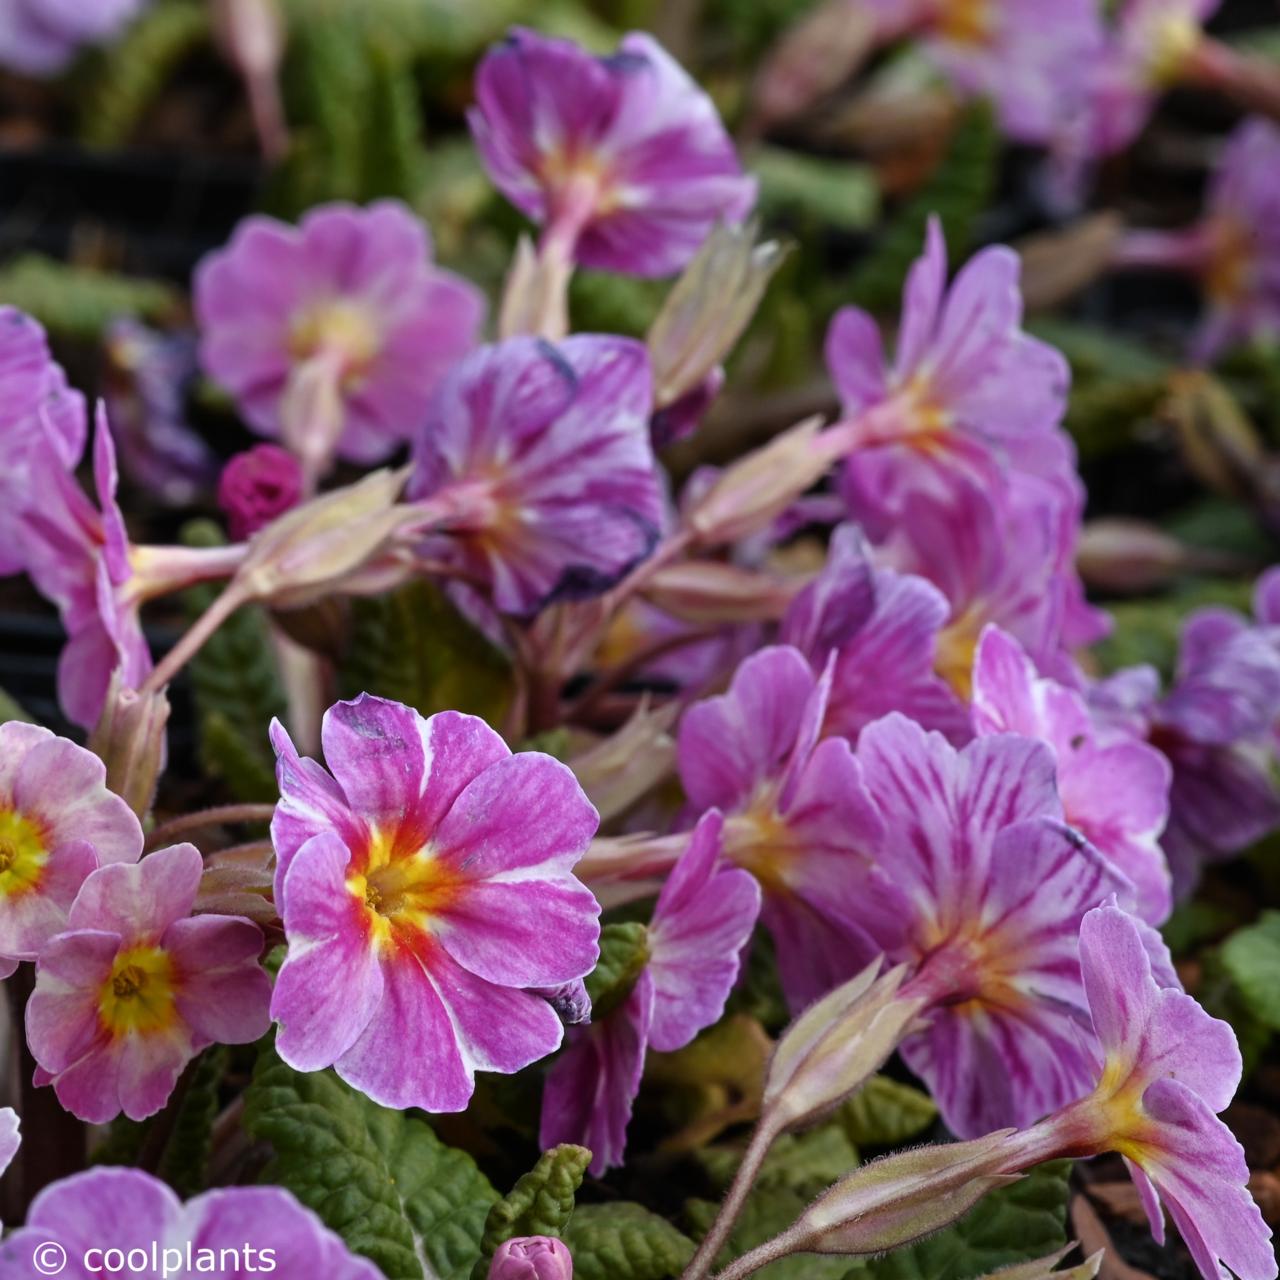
[1,4,1280,1280]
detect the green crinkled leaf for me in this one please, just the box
[181,522,287,803]
[562,1203,695,1280]
[280,0,524,59]
[471,1145,591,1279]
[698,1123,858,1198]
[859,1161,1073,1280]
[839,1076,937,1149]
[159,1046,229,1197]
[1221,911,1280,1030]
[358,43,428,203]
[244,1042,499,1280]
[585,922,651,1019]
[753,146,879,232]
[848,100,997,313]
[78,2,210,147]
[341,580,512,727]
[1162,899,1240,958]
[0,255,178,341]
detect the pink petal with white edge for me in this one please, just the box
[320,698,505,840]
[26,929,118,1073]
[0,838,97,959]
[540,972,654,1176]
[0,722,56,796]
[334,940,475,1112]
[167,915,271,1045]
[53,1020,195,1124]
[894,215,948,376]
[434,874,600,988]
[67,843,201,936]
[269,717,367,892]
[9,729,142,865]
[272,832,385,1072]
[426,942,565,1077]
[648,810,760,1052]
[433,750,599,878]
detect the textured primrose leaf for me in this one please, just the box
[341,580,513,728]
[78,1,210,148]
[848,100,997,313]
[857,1161,1072,1280]
[470,1144,591,1279]
[753,145,879,232]
[562,1203,696,1280]
[0,255,178,341]
[244,1042,498,1280]
[181,522,287,804]
[585,922,652,1019]
[159,1046,228,1197]
[1221,911,1280,1030]
[839,1076,937,1149]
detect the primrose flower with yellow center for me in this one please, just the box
[1001,905,1274,1280]
[26,843,271,1123]
[406,335,665,617]
[268,693,602,1112]
[827,219,1071,533]
[677,646,885,1011]
[195,200,484,476]
[469,28,755,278]
[845,713,1138,1139]
[0,721,142,975]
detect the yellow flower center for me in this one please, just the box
[1143,13,1200,87]
[1204,215,1254,306]
[347,827,464,949]
[0,809,49,900]
[935,607,984,700]
[289,300,381,383]
[99,946,177,1036]
[722,788,800,895]
[936,0,992,45]
[894,372,953,446]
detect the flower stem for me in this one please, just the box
[140,580,252,696]
[706,1223,807,1280]
[684,1119,782,1280]
[145,804,277,852]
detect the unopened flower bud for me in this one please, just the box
[641,561,796,625]
[279,349,348,485]
[763,958,921,1135]
[1164,371,1268,502]
[499,235,573,342]
[568,699,677,824]
[686,416,841,549]
[488,1236,573,1280]
[749,0,879,131]
[88,671,170,821]
[236,467,411,608]
[218,444,304,540]
[978,1245,1104,1280]
[1077,518,1242,593]
[790,1134,1020,1258]
[648,224,787,411]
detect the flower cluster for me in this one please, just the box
[1,17,1278,1280]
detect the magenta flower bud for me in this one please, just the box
[488,1236,574,1280]
[218,444,305,540]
